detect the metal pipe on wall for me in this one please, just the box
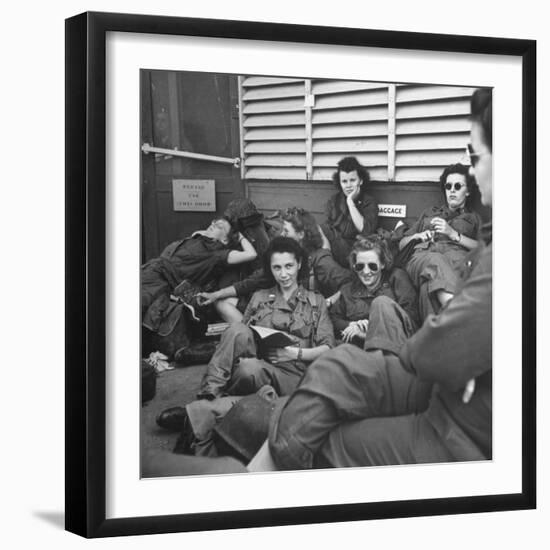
[141,143,241,167]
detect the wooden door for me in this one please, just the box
[141,70,244,262]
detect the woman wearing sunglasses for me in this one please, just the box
[398,163,482,319]
[330,235,419,349]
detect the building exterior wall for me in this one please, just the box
[141,71,489,260]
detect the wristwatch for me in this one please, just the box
[451,231,461,243]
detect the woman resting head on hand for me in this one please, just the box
[321,156,378,267]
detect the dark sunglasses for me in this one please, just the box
[444,182,465,192]
[353,262,380,273]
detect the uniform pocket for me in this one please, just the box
[288,312,314,339]
[249,306,273,326]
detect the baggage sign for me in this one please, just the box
[378,204,407,218]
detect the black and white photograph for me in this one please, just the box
[139,70,494,478]
[2,0,547,546]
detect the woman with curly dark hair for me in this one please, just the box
[330,235,419,350]
[321,156,378,267]
[196,236,335,399]
[398,162,482,319]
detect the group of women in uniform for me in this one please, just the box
[153,87,493,472]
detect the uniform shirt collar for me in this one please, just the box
[350,275,387,298]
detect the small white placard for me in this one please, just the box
[378,204,407,218]
[172,179,216,211]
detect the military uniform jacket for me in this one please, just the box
[330,268,419,335]
[404,205,482,254]
[324,190,379,241]
[243,285,335,350]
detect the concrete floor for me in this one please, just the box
[141,363,204,455]
[140,363,249,477]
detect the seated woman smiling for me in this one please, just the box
[330,235,419,353]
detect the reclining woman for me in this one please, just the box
[330,235,419,351]
[141,217,257,358]
[321,156,378,267]
[197,207,353,323]
[398,163,481,319]
[197,236,335,400]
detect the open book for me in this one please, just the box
[249,325,298,350]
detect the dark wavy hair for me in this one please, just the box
[349,235,393,273]
[280,207,323,253]
[262,236,310,287]
[439,163,477,208]
[471,88,493,152]
[332,156,370,191]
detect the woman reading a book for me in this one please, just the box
[196,236,335,400]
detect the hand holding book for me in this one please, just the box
[249,325,300,362]
[249,325,299,348]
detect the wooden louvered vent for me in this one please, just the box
[239,76,476,183]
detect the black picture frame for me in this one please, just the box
[65,11,536,538]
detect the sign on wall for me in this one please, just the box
[378,204,407,218]
[172,179,216,211]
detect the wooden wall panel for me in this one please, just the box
[247,181,448,231]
